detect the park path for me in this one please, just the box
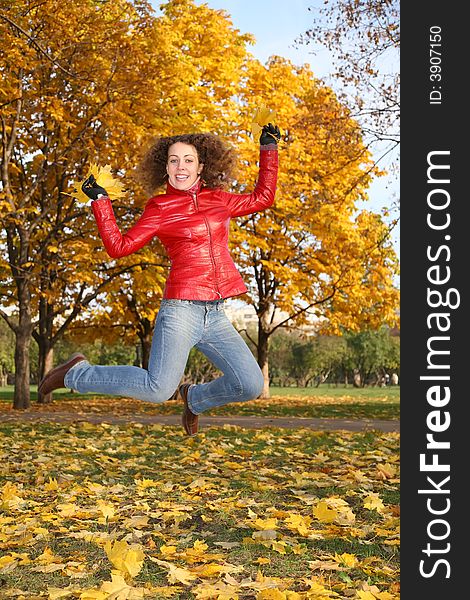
[0,410,399,432]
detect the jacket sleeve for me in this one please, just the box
[91,197,160,258]
[221,146,278,217]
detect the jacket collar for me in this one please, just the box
[166,177,203,196]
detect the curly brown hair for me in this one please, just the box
[135,133,238,194]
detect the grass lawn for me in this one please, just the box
[0,421,400,598]
[0,385,400,420]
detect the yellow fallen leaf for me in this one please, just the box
[308,560,342,571]
[57,503,79,517]
[123,515,149,529]
[32,562,66,573]
[159,544,178,557]
[48,586,78,599]
[252,517,278,531]
[79,591,108,600]
[363,493,385,513]
[313,501,338,523]
[189,540,209,555]
[0,552,30,577]
[86,482,106,495]
[201,515,213,522]
[334,552,358,568]
[357,582,395,600]
[376,463,397,479]
[214,542,240,550]
[284,514,312,536]
[192,563,227,578]
[97,500,115,520]
[37,547,62,564]
[356,592,377,600]
[135,478,159,488]
[252,530,277,541]
[100,572,145,599]
[143,586,181,598]
[153,559,198,585]
[270,541,288,555]
[193,581,240,600]
[104,539,145,579]
[0,554,22,573]
[303,579,340,597]
[168,563,198,585]
[256,590,286,600]
[1,482,24,510]
[223,461,244,470]
[44,477,59,491]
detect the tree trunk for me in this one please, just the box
[133,343,142,367]
[13,281,32,410]
[37,346,54,403]
[353,369,361,388]
[139,320,153,370]
[35,295,56,403]
[257,321,270,399]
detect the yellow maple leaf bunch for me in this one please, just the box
[251,104,282,143]
[69,164,126,204]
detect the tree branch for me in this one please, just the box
[0,308,17,333]
[0,12,87,80]
[269,288,338,335]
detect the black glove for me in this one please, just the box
[81,174,108,200]
[260,123,281,146]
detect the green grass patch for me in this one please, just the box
[0,384,400,420]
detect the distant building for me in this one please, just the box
[223,301,258,329]
[223,300,320,334]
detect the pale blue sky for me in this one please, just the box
[150,1,399,255]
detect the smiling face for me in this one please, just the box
[166,142,203,190]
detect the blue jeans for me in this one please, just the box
[64,299,264,414]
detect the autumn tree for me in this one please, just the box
[1,0,178,407]
[230,56,399,397]
[71,0,256,371]
[1,0,399,408]
[0,0,256,408]
[297,0,399,163]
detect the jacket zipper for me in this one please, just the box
[191,191,222,299]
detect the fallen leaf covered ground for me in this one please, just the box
[0,394,400,421]
[0,421,399,599]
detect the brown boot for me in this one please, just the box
[179,383,198,436]
[38,353,87,396]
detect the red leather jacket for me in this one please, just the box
[92,146,278,300]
